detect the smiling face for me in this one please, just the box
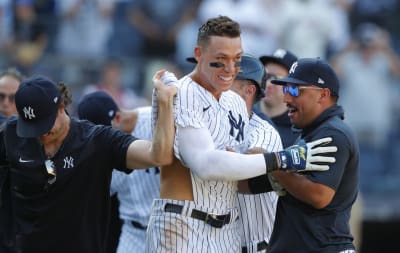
[284,84,328,128]
[195,36,242,99]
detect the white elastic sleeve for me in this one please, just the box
[178,126,267,181]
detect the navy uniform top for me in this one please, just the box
[253,103,300,148]
[2,117,137,253]
[268,105,360,253]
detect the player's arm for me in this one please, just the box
[272,172,335,209]
[178,127,337,181]
[125,70,177,169]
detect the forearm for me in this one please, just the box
[151,97,175,166]
[272,171,334,209]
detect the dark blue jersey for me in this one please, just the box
[2,117,137,253]
[269,105,359,253]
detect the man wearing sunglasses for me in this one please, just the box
[0,68,24,252]
[0,71,177,253]
[0,68,24,119]
[249,58,360,253]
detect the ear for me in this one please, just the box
[111,111,121,128]
[319,88,331,102]
[194,46,201,62]
[247,84,257,97]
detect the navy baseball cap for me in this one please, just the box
[15,76,61,138]
[271,58,340,96]
[259,49,297,70]
[236,55,266,91]
[77,91,119,126]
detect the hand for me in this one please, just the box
[276,137,337,172]
[267,174,286,196]
[153,70,178,103]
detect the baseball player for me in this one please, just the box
[0,71,176,253]
[230,55,282,253]
[145,16,337,253]
[77,92,159,253]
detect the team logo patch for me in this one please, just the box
[318,78,325,84]
[289,62,298,74]
[23,106,36,120]
[228,111,245,142]
[274,49,287,58]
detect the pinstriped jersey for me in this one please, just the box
[237,113,282,250]
[174,75,249,212]
[111,107,160,225]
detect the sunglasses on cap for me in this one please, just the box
[283,85,323,97]
[0,92,15,103]
[44,159,56,190]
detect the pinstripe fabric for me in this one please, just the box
[174,76,249,212]
[146,75,249,252]
[146,199,241,253]
[110,107,161,253]
[237,113,282,252]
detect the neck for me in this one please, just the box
[260,101,287,118]
[43,114,70,158]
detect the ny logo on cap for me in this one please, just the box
[23,106,36,119]
[274,49,287,59]
[318,78,325,84]
[289,62,298,74]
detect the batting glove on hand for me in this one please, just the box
[264,137,337,173]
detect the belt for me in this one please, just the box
[164,203,231,228]
[130,220,147,230]
[242,240,268,253]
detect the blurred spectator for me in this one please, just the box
[12,0,48,72]
[107,0,144,60]
[0,0,13,53]
[128,0,200,59]
[55,0,114,60]
[0,68,24,118]
[197,0,281,57]
[278,0,341,58]
[83,58,149,110]
[331,22,400,191]
[33,0,58,54]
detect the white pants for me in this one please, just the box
[146,199,240,253]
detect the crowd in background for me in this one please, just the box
[1,0,400,220]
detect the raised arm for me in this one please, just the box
[125,70,177,169]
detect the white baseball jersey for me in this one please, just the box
[110,107,160,253]
[237,113,282,252]
[146,74,249,253]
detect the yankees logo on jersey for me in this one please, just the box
[146,75,249,253]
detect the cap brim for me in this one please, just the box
[270,77,309,86]
[259,56,286,67]
[16,113,57,138]
[186,57,197,64]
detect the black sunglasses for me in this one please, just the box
[0,92,15,103]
